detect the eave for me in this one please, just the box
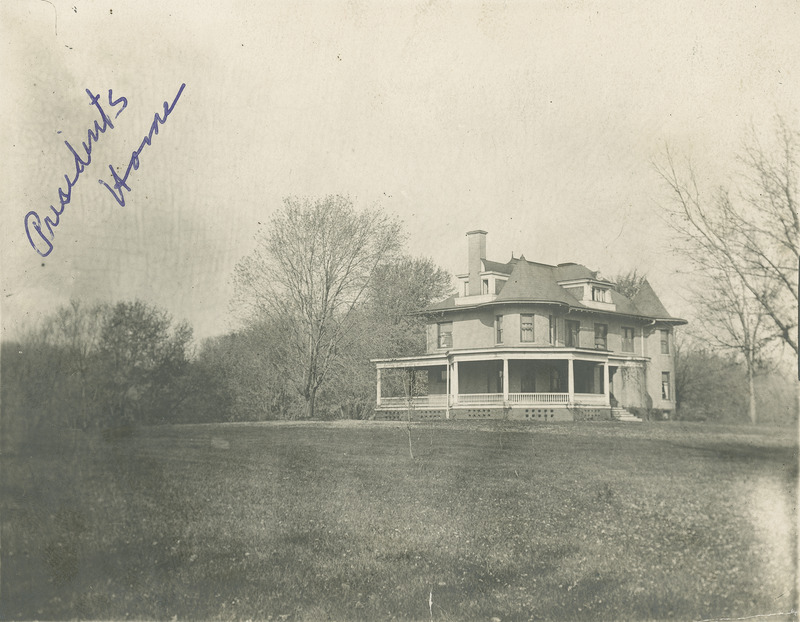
[420,298,687,325]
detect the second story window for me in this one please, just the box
[565,320,580,347]
[549,315,557,344]
[437,322,452,348]
[520,314,534,342]
[594,323,608,350]
[660,329,670,354]
[495,315,504,343]
[622,327,635,352]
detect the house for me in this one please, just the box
[373,230,686,421]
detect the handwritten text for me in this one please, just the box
[99,83,186,207]
[24,89,128,257]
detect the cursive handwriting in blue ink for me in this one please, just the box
[24,89,128,257]
[99,83,186,207]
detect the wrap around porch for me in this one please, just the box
[374,349,636,411]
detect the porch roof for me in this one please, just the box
[371,353,449,368]
[373,347,648,368]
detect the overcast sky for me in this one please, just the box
[2,0,798,342]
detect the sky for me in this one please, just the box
[2,0,798,343]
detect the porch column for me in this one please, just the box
[502,357,509,402]
[445,362,451,419]
[376,367,382,407]
[452,360,459,405]
[567,358,575,406]
[603,361,610,405]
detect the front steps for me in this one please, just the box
[612,407,643,422]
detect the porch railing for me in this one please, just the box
[454,393,505,406]
[508,392,570,404]
[379,393,609,408]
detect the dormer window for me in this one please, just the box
[482,279,490,295]
[591,287,609,303]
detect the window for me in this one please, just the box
[622,327,635,352]
[565,320,580,347]
[437,322,452,348]
[549,315,557,344]
[594,323,608,350]
[495,315,504,343]
[592,287,607,302]
[520,314,534,342]
[661,372,671,400]
[482,279,490,295]
[660,329,670,354]
[549,368,562,392]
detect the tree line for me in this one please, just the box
[3,116,797,439]
[2,198,451,446]
[657,116,799,424]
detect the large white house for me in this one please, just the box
[373,230,686,422]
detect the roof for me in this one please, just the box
[427,256,684,323]
[630,279,674,319]
[482,259,514,275]
[495,259,582,306]
[554,262,596,281]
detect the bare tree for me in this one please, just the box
[613,269,648,300]
[51,301,110,430]
[690,267,773,423]
[233,196,404,419]
[657,117,799,355]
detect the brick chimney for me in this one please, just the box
[466,230,487,296]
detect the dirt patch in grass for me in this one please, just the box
[1,420,796,620]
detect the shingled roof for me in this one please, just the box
[482,259,514,275]
[427,256,683,322]
[494,258,582,306]
[630,279,674,319]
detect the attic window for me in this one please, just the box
[591,287,609,303]
[482,279,489,295]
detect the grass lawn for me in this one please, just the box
[1,420,796,621]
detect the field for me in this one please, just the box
[1,420,796,621]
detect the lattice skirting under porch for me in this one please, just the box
[373,406,614,422]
